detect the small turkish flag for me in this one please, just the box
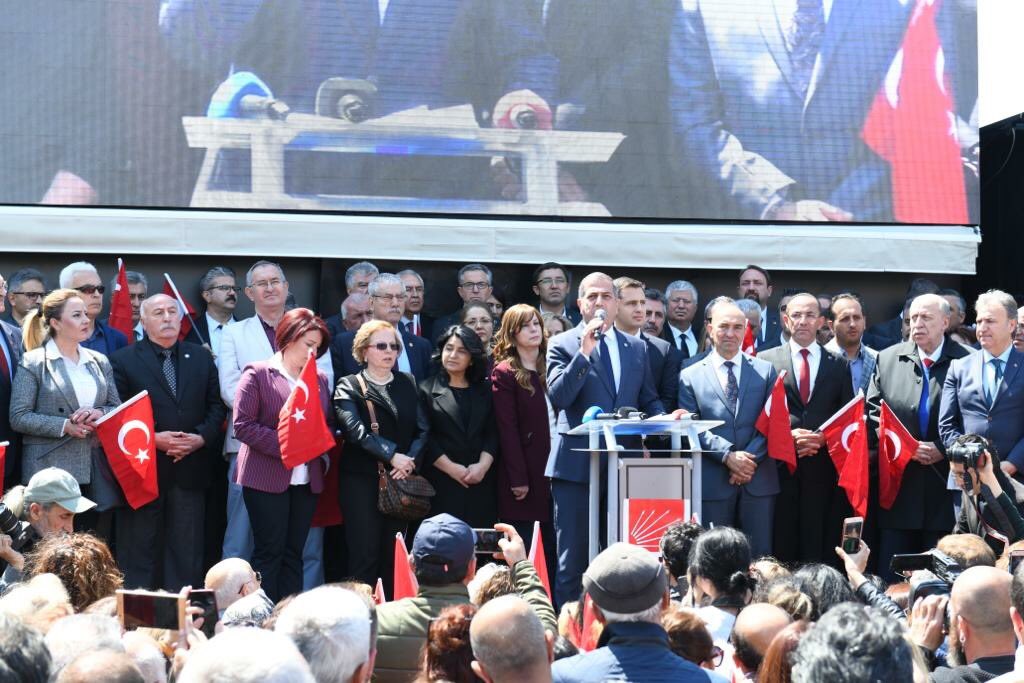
[820,393,869,517]
[528,520,552,602]
[878,400,919,510]
[108,259,134,343]
[162,274,198,342]
[373,577,387,605]
[756,371,797,474]
[742,321,756,357]
[95,391,159,510]
[278,353,336,469]
[0,441,7,490]
[393,532,419,601]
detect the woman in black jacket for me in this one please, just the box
[419,325,499,528]
[334,320,429,595]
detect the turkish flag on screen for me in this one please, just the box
[278,353,336,469]
[756,371,797,474]
[878,400,919,510]
[108,259,134,343]
[95,391,159,510]
[820,394,869,517]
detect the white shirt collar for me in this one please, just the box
[709,349,742,371]
[917,340,944,364]
[788,338,820,360]
[983,344,1013,365]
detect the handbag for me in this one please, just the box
[356,375,434,521]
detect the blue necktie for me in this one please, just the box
[724,360,739,414]
[599,335,616,395]
[918,357,933,436]
[988,358,1005,408]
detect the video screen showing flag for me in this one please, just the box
[0,0,978,224]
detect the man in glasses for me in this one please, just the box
[204,557,267,618]
[58,261,128,356]
[331,273,431,382]
[3,268,46,329]
[431,264,494,340]
[192,266,240,363]
[532,262,581,326]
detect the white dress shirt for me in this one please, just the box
[708,349,743,394]
[206,312,235,362]
[788,338,821,398]
[378,0,390,24]
[270,355,309,486]
[601,329,622,391]
[982,345,1013,404]
[668,324,698,358]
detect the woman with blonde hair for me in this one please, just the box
[491,304,552,551]
[10,289,119,532]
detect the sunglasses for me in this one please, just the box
[371,342,401,352]
[75,285,105,295]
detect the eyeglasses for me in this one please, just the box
[536,277,567,287]
[707,646,724,668]
[465,317,493,327]
[459,282,490,291]
[206,285,242,294]
[370,342,402,352]
[11,291,44,300]
[373,293,407,302]
[238,571,262,595]
[404,286,424,294]
[249,279,284,290]
[75,284,105,295]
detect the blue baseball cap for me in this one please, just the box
[412,513,476,568]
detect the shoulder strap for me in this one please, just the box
[356,374,387,477]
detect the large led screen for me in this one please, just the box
[0,0,978,224]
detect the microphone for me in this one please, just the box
[584,406,645,421]
[594,309,607,340]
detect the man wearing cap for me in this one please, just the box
[374,514,555,683]
[0,467,96,590]
[551,543,726,683]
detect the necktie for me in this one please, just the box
[789,0,825,96]
[798,348,811,404]
[988,358,1005,408]
[724,360,739,414]
[161,349,177,396]
[599,335,617,394]
[918,357,934,436]
[677,331,691,360]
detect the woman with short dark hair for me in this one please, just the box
[688,527,755,641]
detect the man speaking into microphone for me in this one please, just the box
[546,272,665,606]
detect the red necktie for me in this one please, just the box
[922,358,934,370]
[798,348,811,404]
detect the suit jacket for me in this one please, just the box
[331,326,432,384]
[10,344,120,484]
[867,340,969,531]
[183,309,211,348]
[219,315,334,453]
[0,321,22,483]
[430,311,462,343]
[640,332,681,412]
[758,308,783,351]
[109,339,226,490]
[866,315,904,351]
[546,324,664,483]
[678,353,780,500]
[324,313,346,344]
[939,348,1024,471]
[233,360,332,494]
[490,360,551,521]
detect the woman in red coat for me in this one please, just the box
[491,304,553,552]
[233,308,335,601]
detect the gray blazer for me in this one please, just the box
[10,343,120,484]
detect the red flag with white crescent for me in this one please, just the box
[742,321,757,357]
[756,371,797,474]
[820,393,869,517]
[108,258,134,343]
[878,400,919,509]
[162,273,198,342]
[95,391,159,510]
[278,353,337,469]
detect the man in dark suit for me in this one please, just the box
[533,263,581,326]
[0,274,22,485]
[738,265,782,352]
[868,294,969,579]
[185,266,239,361]
[758,293,853,564]
[546,272,665,606]
[614,277,680,411]
[324,292,372,343]
[398,269,435,340]
[332,274,431,382]
[867,279,940,351]
[660,280,699,362]
[940,290,1024,481]
[679,300,779,556]
[110,294,226,591]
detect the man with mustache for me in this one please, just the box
[191,266,240,362]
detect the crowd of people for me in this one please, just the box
[0,257,1023,681]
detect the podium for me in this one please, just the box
[567,416,723,561]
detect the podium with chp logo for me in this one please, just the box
[566,410,723,561]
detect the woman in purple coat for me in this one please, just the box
[491,304,553,552]
[233,308,335,601]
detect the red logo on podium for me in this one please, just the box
[622,499,686,553]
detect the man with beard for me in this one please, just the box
[931,567,1016,680]
[738,265,781,351]
[192,266,240,362]
[644,289,668,339]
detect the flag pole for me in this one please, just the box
[163,273,207,346]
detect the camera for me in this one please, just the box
[948,441,985,468]
[891,549,963,606]
[0,503,32,551]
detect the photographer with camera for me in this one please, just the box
[0,467,95,590]
[948,434,1024,554]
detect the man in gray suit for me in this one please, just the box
[678,300,779,556]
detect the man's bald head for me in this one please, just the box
[56,650,144,683]
[952,566,1013,636]
[732,603,792,673]
[707,301,747,359]
[205,558,256,612]
[471,595,551,683]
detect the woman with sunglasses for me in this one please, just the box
[334,320,429,597]
[10,289,120,533]
[419,325,498,528]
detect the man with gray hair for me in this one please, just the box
[275,586,375,683]
[45,614,125,674]
[661,280,699,360]
[192,265,239,361]
[326,292,372,341]
[551,543,724,682]
[56,651,144,683]
[344,261,379,295]
[178,628,315,683]
[940,289,1024,482]
[60,260,129,355]
[471,595,553,683]
[398,269,433,338]
[4,267,46,328]
[0,612,51,681]
[431,263,493,339]
[792,603,912,682]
